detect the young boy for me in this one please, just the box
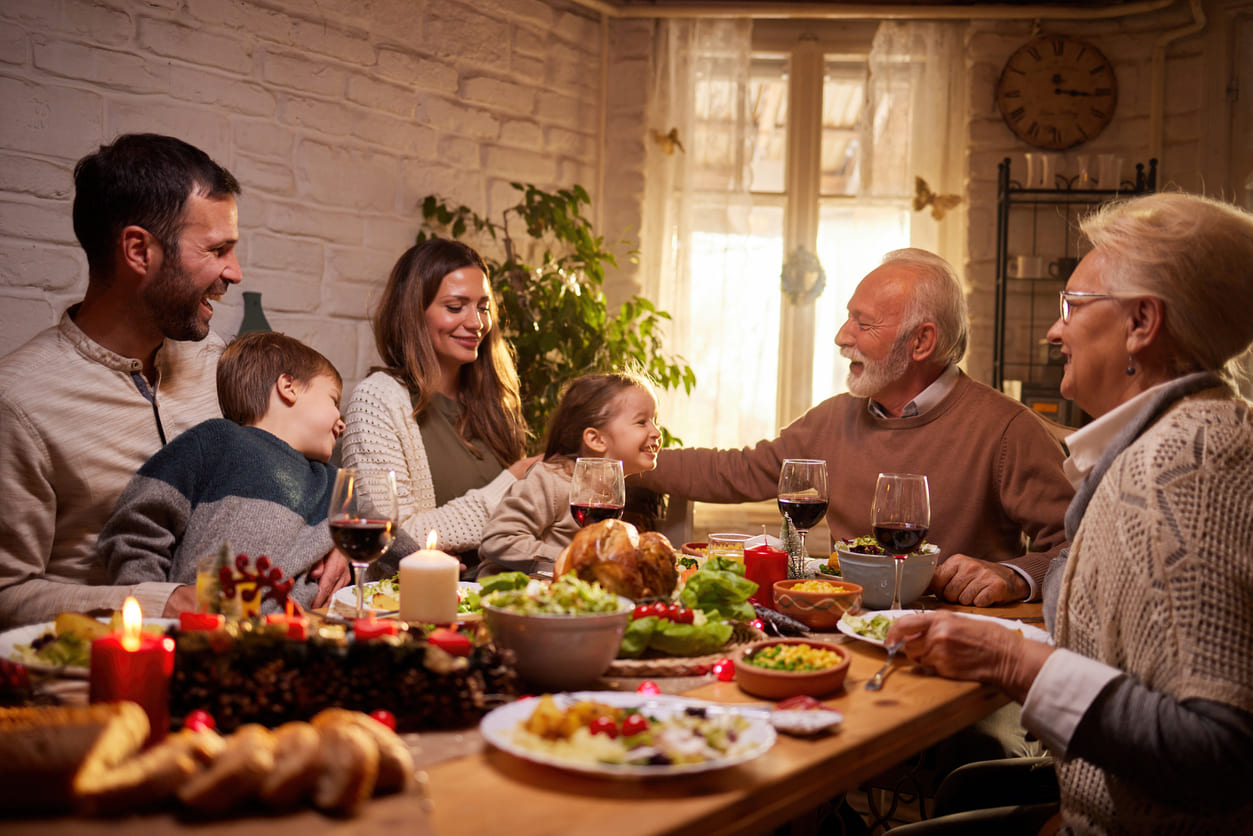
[99,332,409,613]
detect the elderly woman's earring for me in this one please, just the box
[1126,357,1136,376]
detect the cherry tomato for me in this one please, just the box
[648,602,670,619]
[426,627,472,657]
[632,604,655,621]
[184,709,216,732]
[369,709,398,731]
[666,604,694,624]
[712,658,735,682]
[620,713,649,737]
[636,680,661,696]
[589,716,618,738]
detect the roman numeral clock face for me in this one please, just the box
[996,35,1117,150]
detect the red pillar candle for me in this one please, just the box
[353,611,399,641]
[744,544,789,610]
[179,611,224,632]
[90,598,174,745]
[264,602,309,640]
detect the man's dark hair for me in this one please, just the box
[72,133,241,277]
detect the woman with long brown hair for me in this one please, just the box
[341,238,537,569]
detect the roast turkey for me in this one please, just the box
[554,519,679,601]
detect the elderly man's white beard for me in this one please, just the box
[842,337,913,398]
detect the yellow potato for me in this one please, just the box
[53,612,113,642]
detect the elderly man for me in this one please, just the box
[0,134,242,628]
[636,248,1073,605]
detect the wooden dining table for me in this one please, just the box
[13,597,1044,835]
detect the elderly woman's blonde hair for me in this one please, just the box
[1081,192,1253,379]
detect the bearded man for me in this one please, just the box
[634,248,1073,606]
[0,134,243,627]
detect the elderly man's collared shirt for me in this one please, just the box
[867,363,960,419]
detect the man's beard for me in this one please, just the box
[143,249,217,342]
[843,333,912,398]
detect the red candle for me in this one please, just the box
[179,611,224,631]
[744,544,789,610]
[353,612,398,640]
[265,602,308,639]
[90,598,174,745]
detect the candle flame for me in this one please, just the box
[426,530,438,550]
[122,596,142,651]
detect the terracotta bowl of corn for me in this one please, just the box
[734,638,851,699]
[771,578,863,631]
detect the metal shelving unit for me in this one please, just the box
[992,156,1157,427]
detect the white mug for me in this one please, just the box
[1009,254,1047,278]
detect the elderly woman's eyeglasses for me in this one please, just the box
[1059,290,1124,324]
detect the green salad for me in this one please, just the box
[482,574,622,615]
[840,612,895,642]
[618,557,756,659]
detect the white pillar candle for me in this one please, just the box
[399,533,459,624]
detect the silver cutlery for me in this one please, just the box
[865,640,903,691]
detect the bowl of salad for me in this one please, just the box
[832,537,941,610]
[482,574,633,690]
[734,638,851,699]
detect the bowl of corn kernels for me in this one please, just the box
[771,578,863,631]
[735,638,851,699]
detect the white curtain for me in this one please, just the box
[640,19,769,448]
[641,19,967,447]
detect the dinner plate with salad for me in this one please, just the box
[480,691,776,778]
[838,610,1050,648]
[331,578,483,618]
[1,616,177,678]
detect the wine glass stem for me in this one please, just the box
[891,555,905,610]
[353,561,368,618]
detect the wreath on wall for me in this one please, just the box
[780,246,826,306]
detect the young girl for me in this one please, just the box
[477,372,661,577]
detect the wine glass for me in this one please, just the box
[777,459,829,562]
[872,473,931,610]
[329,468,398,618]
[569,457,626,527]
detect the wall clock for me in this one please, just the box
[995,35,1117,150]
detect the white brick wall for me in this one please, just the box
[960,2,1232,385]
[0,0,646,398]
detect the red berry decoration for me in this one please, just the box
[636,680,661,696]
[255,555,272,572]
[369,709,397,731]
[712,658,735,682]
[184,709,216,732]
[750,618,765,631]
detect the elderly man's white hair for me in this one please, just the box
[880,248,969,367]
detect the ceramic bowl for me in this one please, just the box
[771,579,863,631]
[734,638,851,699]
[833,543,940,609]
[482,598,632,691]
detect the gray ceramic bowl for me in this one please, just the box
[833,544,941,609]
[482,597,633,691]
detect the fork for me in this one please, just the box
[865,640,903,691]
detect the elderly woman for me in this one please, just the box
[342,239,537,569]
[888,192,1253,834]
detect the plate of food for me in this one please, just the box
[332,578,482,618]
[480,691,776,778]
[1,614,177,678]
[838,610,1050,648]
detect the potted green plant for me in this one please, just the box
[416,183,695,449]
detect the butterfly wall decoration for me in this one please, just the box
[913,177,961,220]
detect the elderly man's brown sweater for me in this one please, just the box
[635,372,1072,587]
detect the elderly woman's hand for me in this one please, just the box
[886,611,1053,703]
[930,553,1030,606]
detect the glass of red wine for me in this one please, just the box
[872,473,931,610]
[777,459,829,562]
[329,467,398,618]
[569,457,626,527]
